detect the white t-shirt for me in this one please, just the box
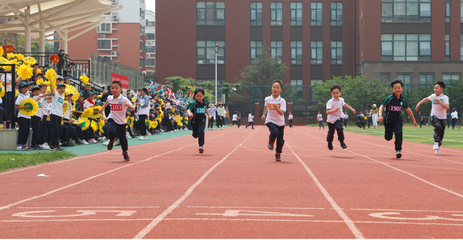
[248,113,254,122]
[64,102,72,120]
[232,114,238,121]
[451,111,458,119]
[84,100,94,110]
[326,97,345,123]
[15,93,31,119]
[264,95,286,126]
[208,106,217,119]
[427,93,449,120]
[40,93,50,115]
[50,92,64,117]
[288,114,293,120]
[33,95,42,118]
[317,113,323,121]
[138,95,150,115]
[1,73,12,92]
[107,94,131,125]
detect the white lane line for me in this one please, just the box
[187,206,325,210]
[18,206,161,209]
[133,128,259,239]
[351,208,463,213]
[287,144,365,239]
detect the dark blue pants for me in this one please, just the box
[452,118,460,129]
[17,117,30,145]
[39,115,49,145]
[192,118,205,147]
[138,114,147,136]
[0,102,4,122]
[318,120,324,129]
[431,116,446,147]
[289,119,293,128]
[384,119,403,151]
[49,114,62,146]
[107,119,128,152]
[246,122,254,129]
[31,116,41,146]
[266,122,285,154]
[327,119,344,143]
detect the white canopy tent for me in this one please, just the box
[0,0,121,52]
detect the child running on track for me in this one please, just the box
[99,81,135,161]
[415,81,449,155]
[288,112,293,129]
[245,111,254,129]
[261,80,286,161]
[378,78,417,159]
[326,84,356,150]
[317,111,324,130]
[187,87,212,153]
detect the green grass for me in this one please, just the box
[0,151,77,172]
[307,123,463,149]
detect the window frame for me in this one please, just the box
[250,40,263,64]
[381,34,431,61]
[311,41,323,64]
[310,79,322,101]
[196,1,225,26]
[97,23,112,33]
[311,2,323,26]
[196,40,225,64]
[270,2,283,26]
[330,41,343,65]
[250,2,263,26]
[97,39,112,50]
[290,41,303,64]
[290,79,303,102]
[330,2,343,26]
[419,74,433,86]
[290,2,303,26]
[270,40,283,63]
[381,0,431,23]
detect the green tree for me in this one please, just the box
[312,75,389,114]
[165,76,214,103]
[220,82,241,105]
[445,80,463,116]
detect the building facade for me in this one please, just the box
[156,0,463,103]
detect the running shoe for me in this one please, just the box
[396,150,402,159]
[275,153,281,161]
[268,139,275,150]
[328,142,333,150]
[107,140,114,150]
[199,146,204,153]
[433,142,439,150]
[123,151,130,161]
[340,141,348,149]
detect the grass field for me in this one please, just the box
[0,151,77,172]
[307,123,463,149]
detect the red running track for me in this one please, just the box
[1,126,463,238]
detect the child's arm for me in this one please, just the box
[274,104,285,116]
[187,109,194,119]
[99,101,110,114]
[343,103,356,115]
[326,107,341,115]
[50,83,55,96]
[434,98,449,110]
[378,105,385,123]
[261,105,268,120]
[415,97,430,111]
[125,101,136,111]
[405,107,417,127]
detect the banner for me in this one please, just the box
[111,73,129,89]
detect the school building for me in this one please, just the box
[156,0,463,115]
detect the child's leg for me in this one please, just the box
[384,121,394,142]
[266,122,280,144]
[127,126,134,137]
[17,117,28,145]
[192,121,199,138]
[326,122,336,143]
[275,125,285,154]
[393,120,403,151]
[49,115,60,146]
[107,120,117,141]
[434,119,446,147]
[31,116,41,146]
[197,119,205,146]
[251,122,254,129]
[39,115,48,145]
[116,123,128,152]
[334,119,345,142]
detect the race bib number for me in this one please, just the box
[111,104,123,111]
[269,104,280,110]
[196,107,205,114]
[390,105,402,112]
[432,99,443,104]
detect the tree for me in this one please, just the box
[165,76,214,103]
[312,75,389,114]
[235,47,289,103]
[445,80,463,116]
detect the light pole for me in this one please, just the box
[215,43,219,105]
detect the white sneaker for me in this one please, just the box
[433,142,439,150]
[435,148,441,155]
[103,140,110,146]
[39,143,50,150]
[81,140,89,145]
[127,135,132,139]
[139,136,147,140]
[115,139,120,146]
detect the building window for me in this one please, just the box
[197,40,225,64]
[146,21,155,27]
[311,41,323,64]
[445,0,450,23]
[380,74,390,83]
[442,74,461,85]
[270,2,283,26]
[311,79,322,101]
[331,2,343,26]
[146,59,156,66]
[461,0,463,22]
[445,34,450,61]
[250,2,263,26]
[419,74,433,86]
[311,2,323,26]
[397,74,411,95]
[250,41,262,64]
[196,1,225,25]
[291,41,302,64]
[140,58,145,68]
[331,41,342,64]
[140,41,145,52]
[291,79,303,101]
[97,23,111,33]
[97,39,111,50]
[146,46,155,53]
[290,2,302,26]
[140,25,145,35]
[381,34,431,61]
[146,33,155,40]
[381,0,431,23]
[270,41,283,63]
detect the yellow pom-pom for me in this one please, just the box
[44,69,57,85]
[149,120,158,129]
[15,89,18,97]
[15,54,24,61]
[7,53,15,60]
[17,64,34,79]
[91,106,101,118]
[126,116,134,127]
[19,98,39,116]
[36,79,44,86]
[76,117,90,130]
[65,84,80,101]
[99,119,105,133]
[25,56,36,66]
[0,84,5,98]
[62,101,69,114]
[91,121,98,132]
[0,46,3,56]
[80,75,89,85]
[81,108,93,118]
[132,96,137,102]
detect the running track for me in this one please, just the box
[1,126,463,238]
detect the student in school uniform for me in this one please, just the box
[15,82,32,150]
[137,88,150,140]
[30,86,44,150]
[245,111,254,129]
[288,112,294,129]
[187,87,212,154]
[49,83,66,151]
[37,83,51,149]
[84,91,97,143]
[317,111,324,130]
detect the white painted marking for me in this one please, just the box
[12,210,136,218]
[187,206,324,210]
[133,129,259,239]
[370,212,463,221]
[287,144,365,239]
[18,206,160,209]
[196,210,313,217]
[352,208,463,213]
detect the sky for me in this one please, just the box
[145,0,155,12]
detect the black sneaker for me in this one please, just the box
[49,145,55,151]
[340,141,348,149]
[268,140,275,150]
[396,150,402,159]
[123,151,130,161]
[275,153,281,161]
[328,142,333,150]
[54,145,63,151]
[107,140,115,150]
